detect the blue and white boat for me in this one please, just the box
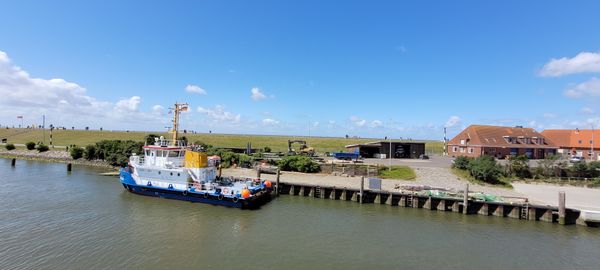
[119,103,272,209]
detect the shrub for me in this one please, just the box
[70,146,84,160]
[278,156,320,173]
[93,140,143,166]
[571,162,589,178]
[507,155,530,178]
[83,145,97,160]
[452,156,471,170]
[145,134,160,145]
[25,142,36,150]
[37,144,49,152]
[4,143,16,150]
[263,146,271,153]
[588,161,600,177]
[468,156,503,184]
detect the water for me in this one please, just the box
[1,159,599,270]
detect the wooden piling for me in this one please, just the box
[275,169,280,197]
[360,176,364,204]
[462,183,469,214]
[11,158,16,166]
[218,165,222,179]
[558,191,566,225]
[67,163,72,172]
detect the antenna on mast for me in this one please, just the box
[170,102,189,146]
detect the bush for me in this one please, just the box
[37,144,49,152]
[145,134,160,145]
[25,142,36,150]
[468,156,503,184]
[452,156,471,170]
[507,155,530,178]
[93,140,143,166]
[83,145,97,160]
[70,146,84,160]
[263,146,271,153]
[278,156,320,173]
[4,143,15,150]
[571,162,589,178]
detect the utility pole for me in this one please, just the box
[42,115,46,144]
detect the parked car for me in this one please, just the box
[419,154,429,160]
[570,156,584,163]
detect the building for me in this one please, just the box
[345,141,425,159]
[541,129,600,160]
[447,125,556,159]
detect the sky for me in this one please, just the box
[1,0,600,140]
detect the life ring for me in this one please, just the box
[168,184,173,189]
[218,194,224,200]
[232,196,239,203]
[182,190,188,196]
[223,188,230,194]
[147,181,152,186]
[203,193,209,198]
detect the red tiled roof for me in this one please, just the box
[448,125,556,149]
[541,129,600,149]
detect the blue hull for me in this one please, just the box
[119,169,272,209]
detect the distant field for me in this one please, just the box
[0,128,444,154]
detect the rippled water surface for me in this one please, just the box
[1,159,599,270]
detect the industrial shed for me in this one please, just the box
[345,141,425,159]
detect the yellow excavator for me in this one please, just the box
[288,140,315,156]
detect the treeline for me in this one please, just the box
[70,140,143,166]
[453,155,600,185]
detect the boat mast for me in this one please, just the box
[170,102,189,146]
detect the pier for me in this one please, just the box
[274,182,598,227]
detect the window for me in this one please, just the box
[169,151,179,157]
[579,140,582,144]
[460,139,465,145]
[468,148,474,154]
[453,147,457,152]
[460,148,465,153]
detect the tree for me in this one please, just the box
[83,145,97,160]
[25,142,36,150]
[70,146,84,160]
[145,134,160,145]
[278,156,320,173]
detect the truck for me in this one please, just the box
[332,152,361,160]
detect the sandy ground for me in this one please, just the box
[512,183,600,211]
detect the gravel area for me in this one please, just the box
[0,149,112,168]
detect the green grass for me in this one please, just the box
[0,128,444,154]
[378,166,416,180]
[451,168,513,188]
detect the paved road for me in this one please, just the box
[513,183,600,211]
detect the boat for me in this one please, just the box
[119,102,273,209]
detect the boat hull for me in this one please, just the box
[121,183,272,209]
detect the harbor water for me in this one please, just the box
[1,159,599,270]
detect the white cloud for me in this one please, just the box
[262,118,280,126]
[116,96,141,111]
[197,105,241,123]
[539,51,600,77]
[580,107,595,114]
[370,120,383,128]
[185,84,207,95]
[251,87,266,101]
[152,105,164,113]
[0,50,168,130]
[564,77,600,98]
[444,116,461,128]
[543,113,557,119]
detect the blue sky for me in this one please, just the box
[1,0,600,139]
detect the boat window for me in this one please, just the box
[169,151,179,157]
[145,150,149,156]
[157,150,163,157]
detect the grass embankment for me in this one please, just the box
[0,129,444,154]
[379,166,416,180]
[451,168,513,188]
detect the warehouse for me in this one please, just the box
[345,141,426,159]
